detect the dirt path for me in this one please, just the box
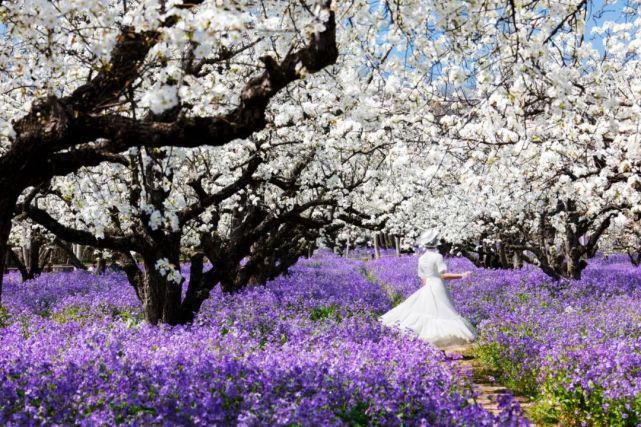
[443,345,533,418]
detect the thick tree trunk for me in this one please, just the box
[180,254,206,323]
[395,236,401,257]
[538,259,562,281]
[0,195,17,305]
[139,258,184,325]
[565,249,584,280]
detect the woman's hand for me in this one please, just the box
[460,271,473,279]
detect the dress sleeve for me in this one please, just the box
[417,256,426,278]
[437,255,448,274]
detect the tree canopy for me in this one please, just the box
[1,0,639,323]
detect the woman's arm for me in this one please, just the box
[441,271,472,281]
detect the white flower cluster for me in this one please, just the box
[141,85,179,115]
[155,258,183,285]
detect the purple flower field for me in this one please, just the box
[0,252,525,426]
[369,254,641,425]
[3,250,638,426]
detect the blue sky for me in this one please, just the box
[585,0,630,53]
[0,1,630,61]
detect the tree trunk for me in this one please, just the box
[541,265,561,281]
[73,244,85,262]
[139,259,184,325]
[7,249,29,282]
[54,239,88,270]
[512,251,522,269]
[27,237,43,278]
[0,195,17,305]
[498,243,508,268]
[180,254,207,323]
[373,233,380,259]
[96,257,107,275]
[395,236,401,257]
[565,249,583,280]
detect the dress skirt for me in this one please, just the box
[380,277,476,348]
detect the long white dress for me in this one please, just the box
[380,250,476,348]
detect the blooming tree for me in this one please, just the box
[0,0,341,302]
[1,0,619,315]
[384,1,641,278]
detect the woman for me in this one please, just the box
[380,230,476,348]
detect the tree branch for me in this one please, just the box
[22,206,139,252]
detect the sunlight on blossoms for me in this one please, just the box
[0,0,639,425]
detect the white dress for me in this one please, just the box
[380,250,476,348]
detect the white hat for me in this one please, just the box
[418,229,440,248]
